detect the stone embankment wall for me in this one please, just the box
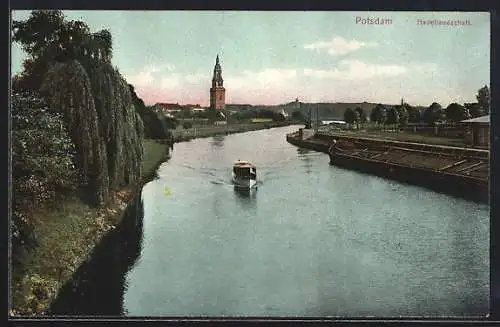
[286,131,489,203]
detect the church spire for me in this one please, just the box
[209,54,226,110]
[212,54,223,87]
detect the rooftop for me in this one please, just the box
[461,115,490,124]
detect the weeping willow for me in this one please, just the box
[40,60,109,204]
[112,69,143,187]
[40,59,143,204]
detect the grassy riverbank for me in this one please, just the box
[11,123,296,315]
[10,139,170,316]
[171,121,296,142]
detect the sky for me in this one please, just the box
[11,11,490,107]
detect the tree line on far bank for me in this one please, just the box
[341,86,490,130]
[156,105,289,125]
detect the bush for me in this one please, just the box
[182,121,193,129]
[11,92,78,249]
[163,117,179,130]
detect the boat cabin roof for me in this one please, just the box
[233,160,256,169]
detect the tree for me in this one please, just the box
[354,107,367,128]
[423,102,443,125]
[343,108,356,128]
[275,112,286,122]
[91,29,113,63]
[129,85,170,139]
[11,92,78,251]
[407,105,421,123]
[396,104,409,126]
[12,10,66,59]
[370,104,387,129]
[13,11,68,92]
[386,106,400,130]
[476,85,490,115]
[12,10,114,93]
[445,103,470,122]
[354,109,360,129]
[163,117,179,130]
[178,109,193,119]
[464,102,483,118]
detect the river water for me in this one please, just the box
[121,125,489,317]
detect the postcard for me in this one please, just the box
[10,10,490,319]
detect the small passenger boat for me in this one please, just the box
[232,160,257,189]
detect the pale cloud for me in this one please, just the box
[227,68,297,89]
[412,62,438,73]
[304,36,378,55]
[303,60,437,80]
[185,73,209,84]
[160,74,181,88]
[125,71,155,87]
[124,63,177,87]
[145,63,175,73]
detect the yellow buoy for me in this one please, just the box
[164,186,172,196]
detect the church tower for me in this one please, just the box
[210,55,225,110]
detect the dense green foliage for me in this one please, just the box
[40,60,109,201]
[476,85,490,115]
[12,10,113,93]
[423,102,444,124]
[370,104,387,126]
[129,85,171,139]
[464,103,483,119]
[386,106,400,126]
[11,93,78,253]
[11,10,147,273]
[367,86,489,128]
[291,110,305,122]
[445,103,470,122]
[343,108,356,126]
[230,108,285,122]
[354,107,367,125]
[395,104,409,126]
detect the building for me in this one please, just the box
[210,55,225,110]
[461,115,490,147]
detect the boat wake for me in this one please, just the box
[210,180,233,186]
[210,178,262,188]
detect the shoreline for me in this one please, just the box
[10,139,171,316]
[11,122,295,316]
[286,130,489,204]
[171,121,297,143]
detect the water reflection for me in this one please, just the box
[48,195,144,316]
[211,134,225,148]
[296,147,311,155]
[297,147,313,174]
[233,187,257,209]
[233,186,257,198]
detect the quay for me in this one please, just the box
[286,129,489,203]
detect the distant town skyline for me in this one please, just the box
[11,11,490,107]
